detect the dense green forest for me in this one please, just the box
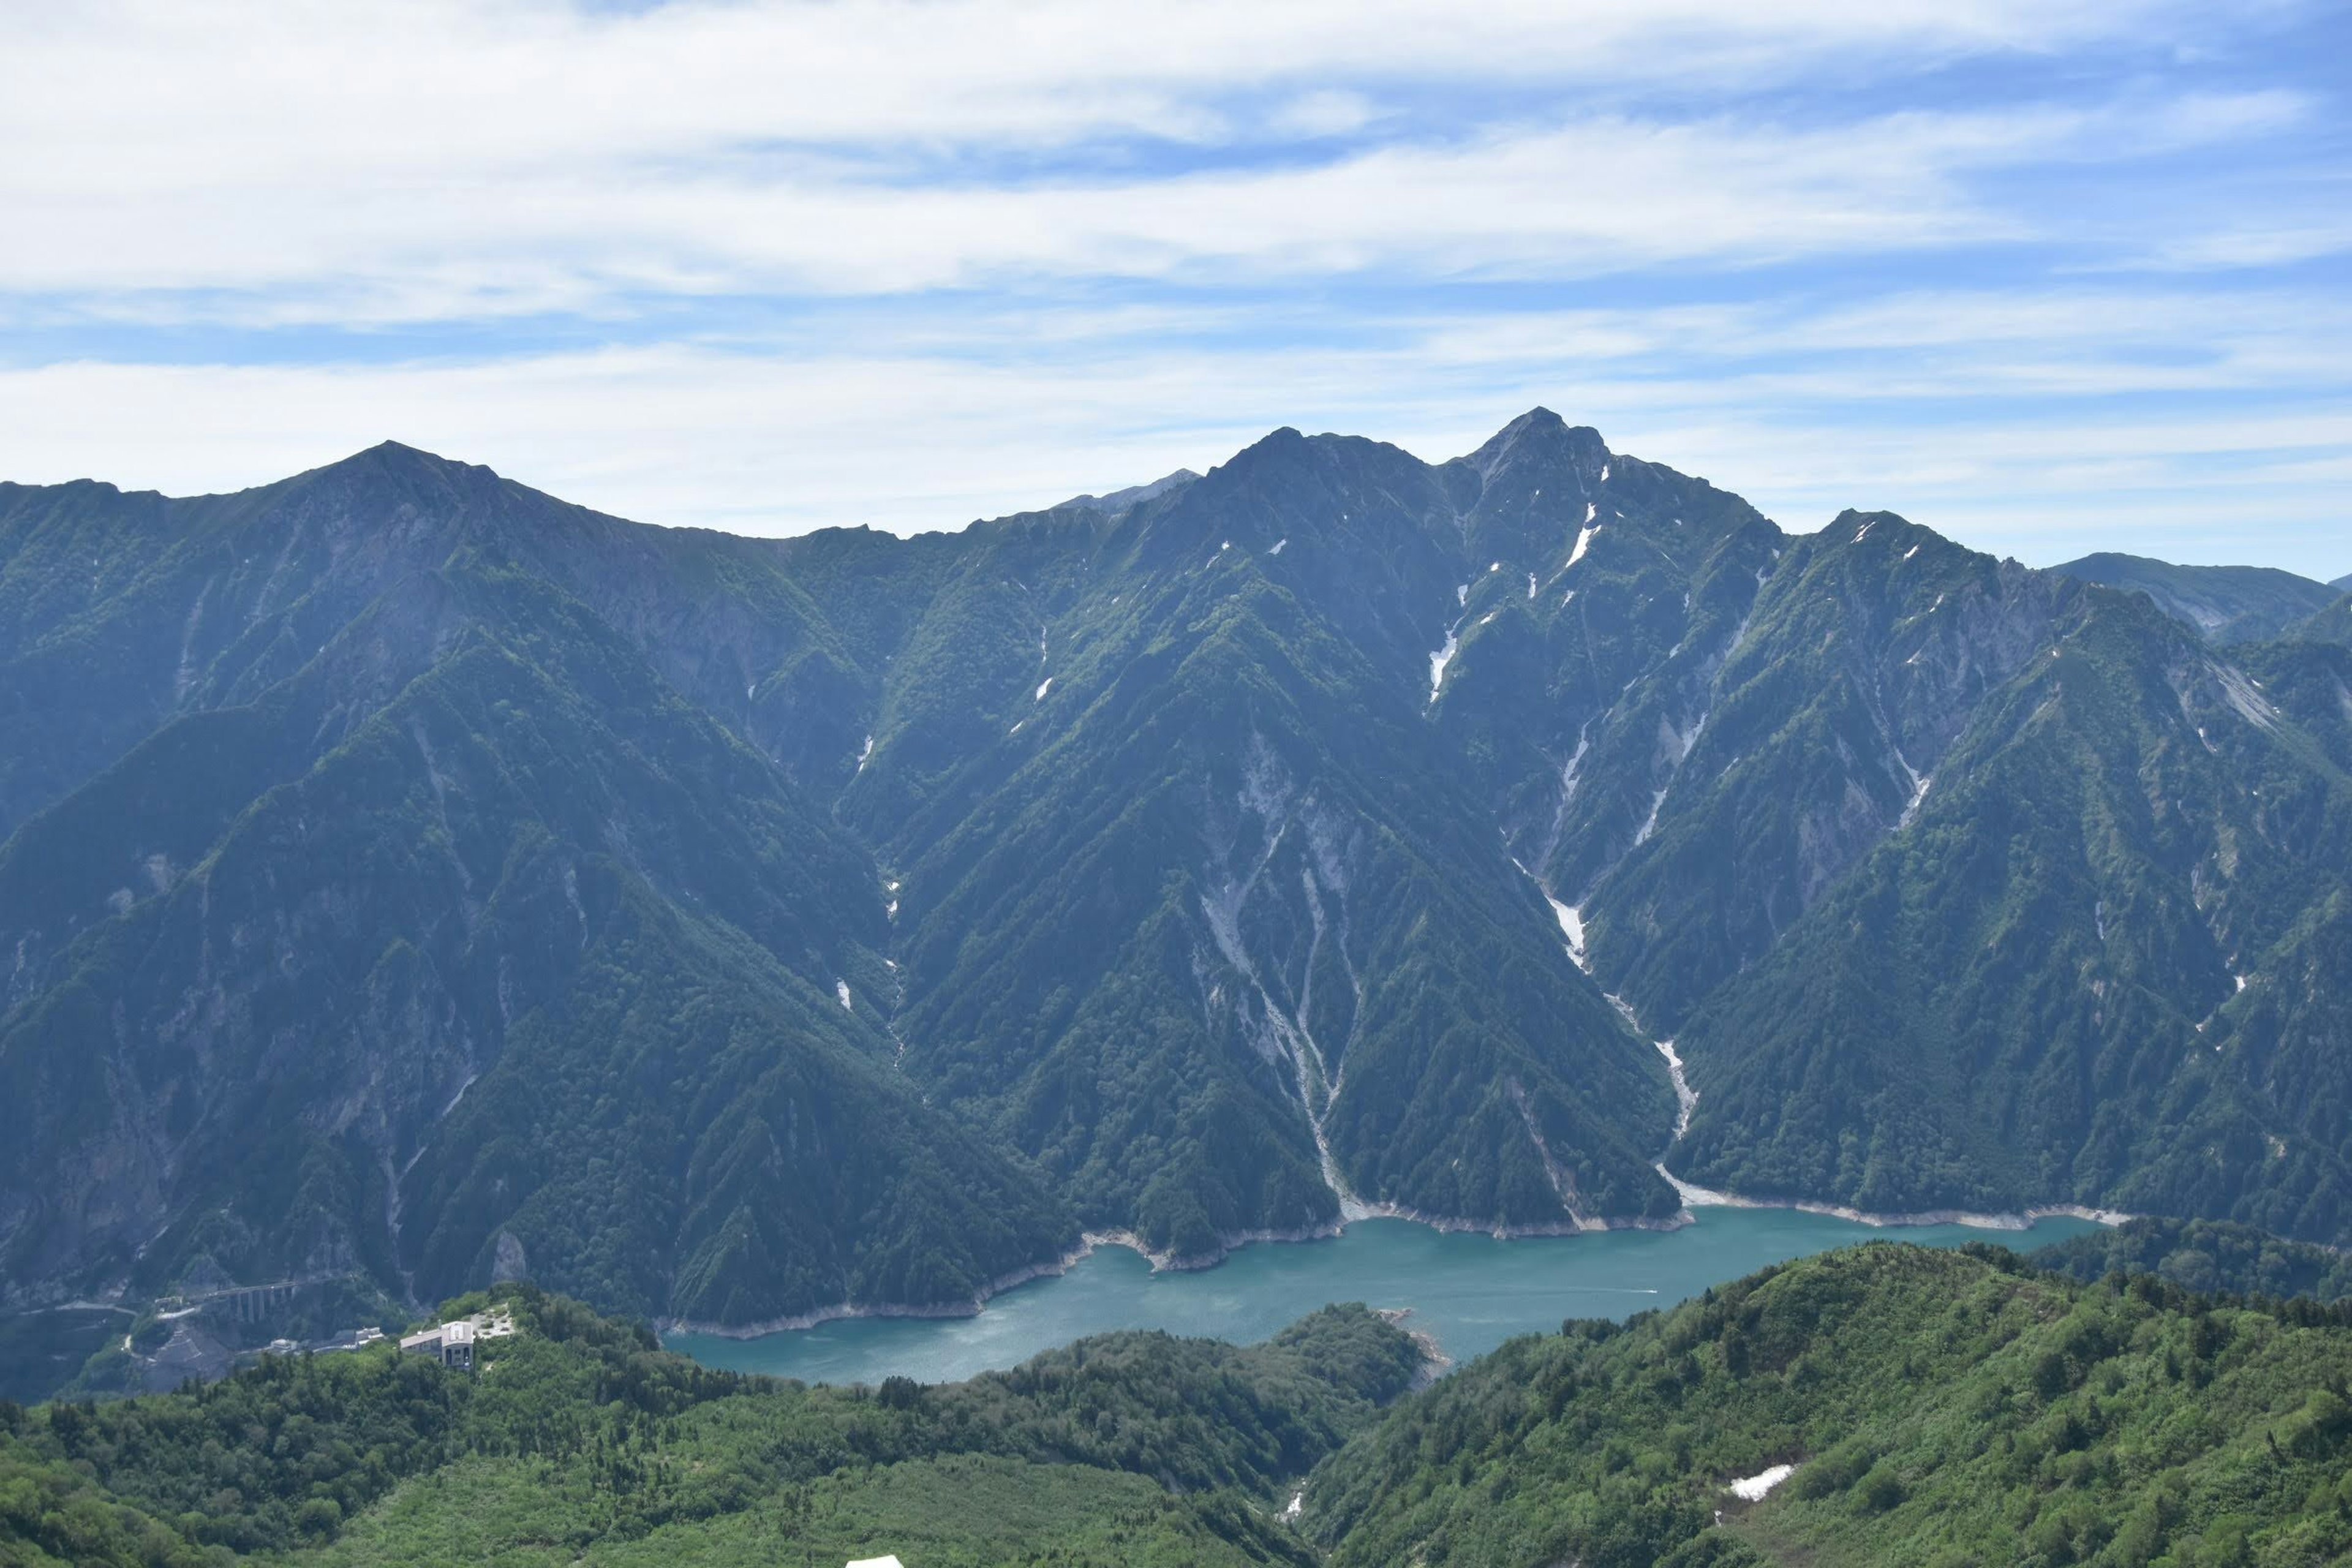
[1310,1243,2352,1567]
[18,1250,2352,1566]
[2030,1219,2352,1304]
[0,1283,1421,1567]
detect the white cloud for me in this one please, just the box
[0,113,2003,309]
[0,1,2272,317]
[0,0,2340,576]
[2,282,2342,573]
[1268,91,1382,140]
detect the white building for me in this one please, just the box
[399,1318,475,1370]
[398,1308,514,1371]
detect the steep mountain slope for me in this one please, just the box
[0,458,1073,1327]
[869,429,1683,1257]
[6,414,2352,1350]
[1308,1245,2352,1567]
[1576,513,2075,1035]
[2052,551,2340,644]
[2286,590,2352,649]
[1671,580,2352,1227]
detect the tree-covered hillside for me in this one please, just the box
[2031,1218,2352,1303]
[0,1283,1423,1567]
[17,1251,2352,1566]
[1305,1243,2352,1567]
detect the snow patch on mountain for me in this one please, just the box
[1730,1464,1795,1501]
[1428,625,1460,702]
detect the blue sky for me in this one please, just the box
[2,0,2345,575]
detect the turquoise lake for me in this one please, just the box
[668,1207,2101,1385]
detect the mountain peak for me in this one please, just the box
[1058,468,1200,515]
[296,440,499,491]
[1461,407,1607,484]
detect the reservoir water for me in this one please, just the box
[669,1207,2101,1386]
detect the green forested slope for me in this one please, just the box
[20,1251,2352,1567]
[1670,581,2352,1230]
[1579,512,2073,1034]
[2283,593,2352,650]
[0,506,1072,1329]
[882,428,1679,1257]
[1,1284,1422,1567]
[2032,1218,2352,1302]
[2052,553,2340,645]
[1306,1244,2352,1568]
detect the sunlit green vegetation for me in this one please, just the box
[1311,1243,2352,1567]
[1,1284,1419,1567]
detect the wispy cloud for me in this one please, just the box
[0,0,2343,575]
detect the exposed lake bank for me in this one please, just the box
[666,1205,2105,1387]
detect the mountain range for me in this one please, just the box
[2048,552,2342,645]
[4,413,2350,1337]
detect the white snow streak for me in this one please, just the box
[1428,625,1460,702]
[1566,525,1598,570]
[1632,786,1669,848]
[1035,677,1053,701]
[1656,1036,1698,1140]
[1270,538,1287,555]
[1548,897,1588,968]
[1899,773,1932,829]
[1730,1465,1796,1502]
[1528,571,1538,600]
[855,734,874,773]
[835,980,853,1011]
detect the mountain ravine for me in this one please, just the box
[3,410,2348,1334]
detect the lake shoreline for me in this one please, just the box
[1656,1163,2133,1231]
[662,1192,2123,1343]
[666,1204,2111,1388]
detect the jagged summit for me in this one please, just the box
[1460,407,1608,484]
